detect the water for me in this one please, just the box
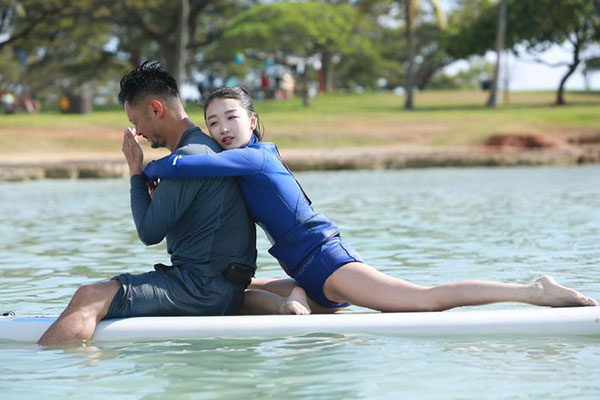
[1,166,599,399]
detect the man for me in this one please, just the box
[38,61,257,345]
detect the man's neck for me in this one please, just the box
[166,117,196,152]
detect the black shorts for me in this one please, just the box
[105,264,245,319]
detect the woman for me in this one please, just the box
[144,87,597,314]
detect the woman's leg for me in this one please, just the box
[323,262,597,312]
[239,287,310,315]
[249,277,343,314]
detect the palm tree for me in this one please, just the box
[486,0,507,108]
[404,0,446,109]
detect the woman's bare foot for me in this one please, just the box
[531,275,597,307]
[279,287,311,315]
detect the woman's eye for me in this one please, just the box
[209,122,217,127]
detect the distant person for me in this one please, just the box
[274,73,283,99]
[58,95,70,113]
[281,72,294,100]
[2,92,15,114]
[37,62,304,346]
[144,86,598,313]
[19,91,38,113]
[260,71,270,99]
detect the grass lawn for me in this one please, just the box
[0,90,598,158]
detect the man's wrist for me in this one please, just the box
[129,164,143,176]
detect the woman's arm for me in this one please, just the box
[144,147,263,180]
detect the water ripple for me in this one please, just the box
[1,167,600,399]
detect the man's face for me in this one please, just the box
[124,99,166,149]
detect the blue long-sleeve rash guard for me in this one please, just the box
[144,134,339,275]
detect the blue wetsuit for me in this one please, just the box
[144,134,363,308]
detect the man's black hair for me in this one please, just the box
[118,61,180,106]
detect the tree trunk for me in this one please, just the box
[486,0,507,108]
[404,0,415,110]
[171,0,189,86]
[300,70,311,107]
[321,51,334,92]
[416,61,449,90]
[556,39,581,106]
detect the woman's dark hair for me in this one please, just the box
[118,61,180,106]
[203,86,263,140]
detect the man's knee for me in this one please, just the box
[68,280,120,318]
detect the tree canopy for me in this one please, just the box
[446,0,600,104]
[0,0,598,109]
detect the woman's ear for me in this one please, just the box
[250,114,258,131]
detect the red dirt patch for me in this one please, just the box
[484,134,557,149]
[568,132,600,145]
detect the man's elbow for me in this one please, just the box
[137,231,164,246]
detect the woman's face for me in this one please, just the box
[205,98,256,150]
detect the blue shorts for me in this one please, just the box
[292,236,364,309]
[105,264,245,319]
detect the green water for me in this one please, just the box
[1,166,599,399]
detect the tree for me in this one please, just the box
[486,0,507,107]
[321,0,389,92]
[583,56,600,90]
[0,0,81,51]
[447,0,600,106]
[1,0,252,88]
[94,0,248,85]
[212,1,369,105]
[0,0,124,103]
[402,0,447,109]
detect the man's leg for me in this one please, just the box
[249,277,342,314]
[37,280,120,346]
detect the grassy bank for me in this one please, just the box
[0,90,598,159]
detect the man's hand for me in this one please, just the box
[122,127,143,176]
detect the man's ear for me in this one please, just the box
[149,99,164,118]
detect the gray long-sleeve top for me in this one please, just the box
[129,127,256,274]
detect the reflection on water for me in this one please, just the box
[3,335,600,399]
[1,166,600,399]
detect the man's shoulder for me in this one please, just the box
[176,128,222,156]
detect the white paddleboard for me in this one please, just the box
[1,307,599,343]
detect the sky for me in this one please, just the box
[437,0,599,91]
[446,43,600,91]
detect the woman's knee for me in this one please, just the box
[412,287,448,312]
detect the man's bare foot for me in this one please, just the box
[531,275,598,307]
[279,287,311,315]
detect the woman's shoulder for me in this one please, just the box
[251,141,280,154]
[249,142,291,174]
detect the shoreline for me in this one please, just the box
[1,144,599,182]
